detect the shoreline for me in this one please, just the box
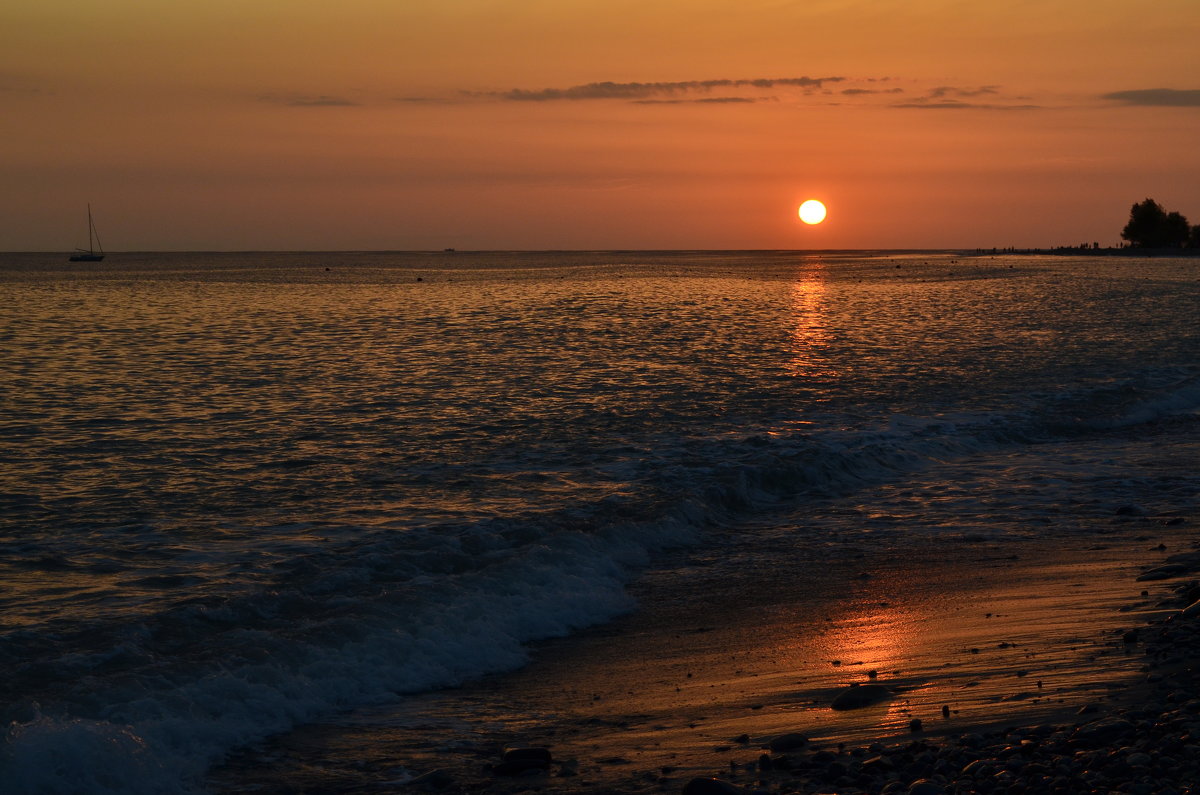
[989,248,1200,258]
[210,516,1197,794]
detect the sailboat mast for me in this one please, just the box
[89,204,103,254]
[68,204,105,261]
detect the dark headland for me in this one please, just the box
[991,197,1200,256]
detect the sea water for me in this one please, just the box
[1,251,1198,792]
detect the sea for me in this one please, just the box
[1,250,1198,793]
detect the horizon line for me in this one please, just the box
[0,246,1130,255]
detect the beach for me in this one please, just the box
[209,427,1200,793]
[2,251,1198,794]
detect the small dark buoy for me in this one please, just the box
[416,276,423,282]
[909,718,923,732]
[941,704,950,718]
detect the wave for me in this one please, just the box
[2,368,1196,793]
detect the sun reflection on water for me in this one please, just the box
[785,263,838,379]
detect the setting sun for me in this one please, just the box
[798,200,827,225]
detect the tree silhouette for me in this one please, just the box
[1122,198,1191,247]
[1163,212,1191,247]
[1122,199,1166,246]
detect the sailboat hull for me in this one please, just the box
[69,254,105,262]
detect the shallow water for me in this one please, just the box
[1,251,1198,792]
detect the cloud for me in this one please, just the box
[633,96,763,105]
[258,93,359,107]
[498,76,843,102]
[695,96,760,104]
[1102,88,1200,107]
[928,85,999,99]
[893,100,1040,110]
[893,85,1039,110]
[841,88,904,95]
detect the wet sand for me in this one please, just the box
[210,515,1196,793]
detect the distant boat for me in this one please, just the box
[68,204,105,262]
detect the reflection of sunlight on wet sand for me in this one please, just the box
[779,556,1167,744]
[786,263,837,379]
[592,549,1168,761]
[211,530,1189,792]
[819,606,927,731]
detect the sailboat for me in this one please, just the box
[69,204,105,262]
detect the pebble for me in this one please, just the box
[767,732,808,751]
[961,759,990,776]
[1073,718,1134,742]
[1137,563,1188,581]
[830,683,893,710]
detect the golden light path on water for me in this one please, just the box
[786,261,837,379]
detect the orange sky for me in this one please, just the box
[3,0,1199,250]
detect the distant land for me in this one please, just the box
[978,246,1200,257]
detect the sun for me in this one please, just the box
[798,199,827,225]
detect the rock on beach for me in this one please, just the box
[767,732,808,752]
[831,683,893,710]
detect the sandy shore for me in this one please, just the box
[210,509,1197,794]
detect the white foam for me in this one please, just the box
[0,516,696,793]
